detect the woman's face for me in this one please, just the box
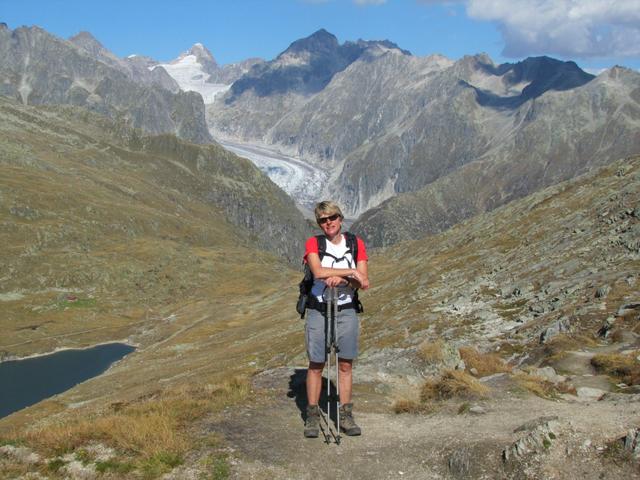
[317,212,342,238]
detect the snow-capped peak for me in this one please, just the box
[154,44,229,104]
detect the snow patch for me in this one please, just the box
[154,54,230,104]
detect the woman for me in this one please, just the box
[302,200,369,438]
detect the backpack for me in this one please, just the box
[296,231,364,318]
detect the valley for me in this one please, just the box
[218,140,329,215]
[0,23,639,480]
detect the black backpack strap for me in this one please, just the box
[316,234,326,260]
[343,232,363,313]
[343,231,358,263]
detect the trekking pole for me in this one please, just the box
[322,287,342,445]
[324,287,333,444]
[333,286,341,445]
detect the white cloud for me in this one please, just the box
[467,0,640,58]
[418,0,640,58]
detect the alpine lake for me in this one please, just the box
[0,343,135,418]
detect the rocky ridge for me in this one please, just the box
[0,25,211,143]
[69,31,181,93]
[208,29,412,142]
[208,29,639,239]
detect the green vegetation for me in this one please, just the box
[140,452,183,478]
[95,459,135,474]
[74,448,92,465]
[201,453,231,480]
[55,297,97,309]
[46,458,65,472]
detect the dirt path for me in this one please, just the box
[203,367,640,480]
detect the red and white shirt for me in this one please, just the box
[304,234,368,305]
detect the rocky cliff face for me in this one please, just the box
[0,25,211,144]
[69,31,180,93]
[207,29,411,142]
[352,66,640,246]
[208,30,638,238]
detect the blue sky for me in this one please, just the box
[2,0,639,72]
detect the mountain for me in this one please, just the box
[0,25,211,143]
[154,43,262,104]
[208,29,412,140]
[227,28,410,99]
[352,65,640,246]
[208,30,639,241]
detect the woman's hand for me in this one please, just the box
[349,270,369,290]
[325,276,348,288]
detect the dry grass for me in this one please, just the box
[542,334,599,363]
[7,377,250,460]
[512,372,557,398]
[420,370,489,402]
[416,340,445,364]
[392,398,434,414]
[511,372,576,398]
[545,334,599,352]
[591,352,640,385]
[459,346,512,377]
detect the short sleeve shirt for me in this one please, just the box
[304,233,368,305]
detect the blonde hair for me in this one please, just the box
[314,200,344,224]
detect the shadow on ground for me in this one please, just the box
[287,368,338,424]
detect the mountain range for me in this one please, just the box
[1,24,639,479]
[0,25,211,144]
[1,25,637,249]
[206,30,640,246]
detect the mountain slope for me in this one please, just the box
[2,144,637,478]
[353,66,640,246]
[0,25,211,143]
[0,96,309,327]
[207,30,638,235]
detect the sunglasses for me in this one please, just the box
[317,213,341,224]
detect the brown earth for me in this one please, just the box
[203,366,639,480]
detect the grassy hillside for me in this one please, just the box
[362,155,639,356]
[1,98,638,478]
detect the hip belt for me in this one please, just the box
[307,296,358,314]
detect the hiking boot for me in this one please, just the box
[304,404,320,438]
[339,403,361,436]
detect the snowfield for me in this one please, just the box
[153,54,230,104]
[157,46,323,212]
[218,140,328,212]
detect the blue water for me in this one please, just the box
[0,343,135,418]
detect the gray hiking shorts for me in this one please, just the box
[305,307,359,363]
